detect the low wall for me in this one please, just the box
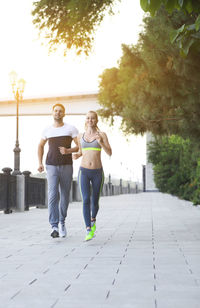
[0,168,142,213]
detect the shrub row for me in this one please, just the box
[148,135,200,205]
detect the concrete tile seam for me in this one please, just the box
[151,205,158,308]
[171,231,200,287]
[104,219,140,301]
[64,284,71,292]
[46,224,123,299]
[45,223,124,307]
[43,268,50,274]
[50,298,59,308]
[10,290,21,300]
[0,274,7,279]
[29,278,37,285]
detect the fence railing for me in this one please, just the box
[23,171,46,210]
[0,168,142,214]
[0,168,17,213]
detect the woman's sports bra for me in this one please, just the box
[80,133,102,151]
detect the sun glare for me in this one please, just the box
[0,0,143,100]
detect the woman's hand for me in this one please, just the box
[94,132,103,145]
[95,132,112,156]
[72,153,82,160]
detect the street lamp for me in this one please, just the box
[9,71,26,175]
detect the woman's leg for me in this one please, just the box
[78,168,91,228]
[91,169,104,221]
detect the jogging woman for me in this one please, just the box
[73,111,112,241]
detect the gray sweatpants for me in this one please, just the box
[46,164,73,228]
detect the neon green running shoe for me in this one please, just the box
[85,230,94,241]
[91,223,96,233]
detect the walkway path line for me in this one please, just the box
[0,192,200,308]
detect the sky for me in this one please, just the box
[0,0,146,181]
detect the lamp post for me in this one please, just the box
[9,71,26,175]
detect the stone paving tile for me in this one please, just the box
[0,193,200,308]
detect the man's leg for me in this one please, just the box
[59,165,73,225]
[46,165,60,230]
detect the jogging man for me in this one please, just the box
[38,104,79,238]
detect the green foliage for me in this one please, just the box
[32,0,118,55]
[98,8,200,139]
[140,0,200,56]
[148,135,200,204]
[32,0,200,56]
[140,0,163,15]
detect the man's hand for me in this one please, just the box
[38,164,44,173]
[59,146,70,155]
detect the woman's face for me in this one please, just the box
[85,112,98,128]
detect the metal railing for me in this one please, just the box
[0,168,46,213]
[0,168,17,213]
[0,168,141,214]
[23,171,46,210]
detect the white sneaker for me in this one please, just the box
[59,223,66,237]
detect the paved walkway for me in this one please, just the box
[0,192,200,308]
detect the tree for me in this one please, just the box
[140,0,200,56]
[98,8,200,139]
[32,0,200,56]
[32,0,118,55]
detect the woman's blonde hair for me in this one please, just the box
[85,110,100,131]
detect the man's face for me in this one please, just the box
[53,106,65,121]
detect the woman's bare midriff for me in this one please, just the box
[80,151,102,169]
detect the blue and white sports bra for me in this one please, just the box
[80,133,102,151]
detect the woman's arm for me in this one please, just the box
[95,132,112,156]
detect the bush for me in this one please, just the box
[148,135,200,204]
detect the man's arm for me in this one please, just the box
[72,134,83,160]
[38,138,47,172]
[59,136,79,155]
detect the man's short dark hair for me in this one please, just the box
[52,103,65,114]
